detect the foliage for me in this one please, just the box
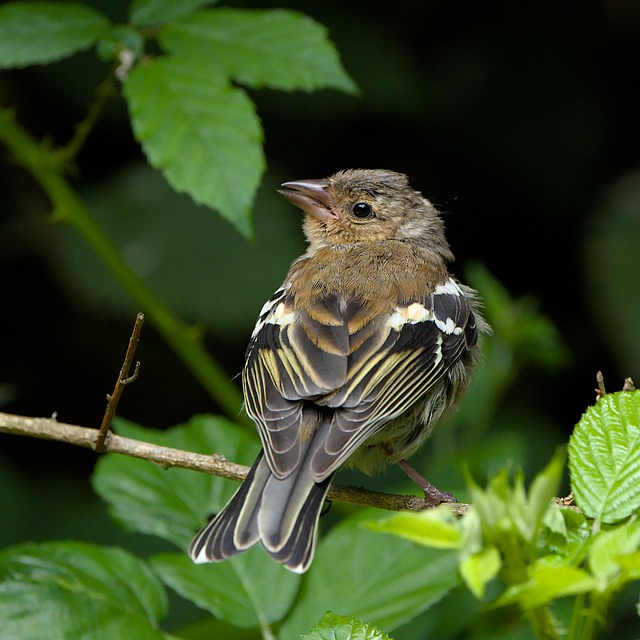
[372,391,640,640]
[1,2,640,640]
[0,0,355,236]
[3,391,640,639]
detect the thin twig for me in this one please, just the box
[596,371,636,399]
[95,313,144,452]
[595,371,606,400]
[0,411,469,515]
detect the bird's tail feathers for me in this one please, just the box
[189,450,332,573]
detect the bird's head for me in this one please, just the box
[279,168,453,260]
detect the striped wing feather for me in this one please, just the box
[243,280,476,482]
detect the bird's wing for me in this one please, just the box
[243,278,477,481]
[310,278,478,480]
[243,284,351,478]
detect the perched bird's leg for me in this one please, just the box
[380,444,457,506]
[395,459,458,505]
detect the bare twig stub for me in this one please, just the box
[596,371,636,400]
[0,411,468,515]
[95,313,145,452]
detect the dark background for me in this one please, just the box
[1,0,640,565]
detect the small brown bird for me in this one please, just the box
[190,169,487,572]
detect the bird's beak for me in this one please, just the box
[278,179,338,222]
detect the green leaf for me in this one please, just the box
[159,8,358,93]
[92,415,259,548]
[542,505,590,565]
[280,515,460,638]
[0,2,110,68]
[303,611,392,640]
[460,547,502,599]
[367,505,461,549]
[129,0,218,27]
[0,542,167,639]
[526,447,566,534]
[151,548,299,628]
[495,560,597,610]
[96,24,145,63]
[588,520,640,583]
[124,55,264,238]
[569,391,640,522]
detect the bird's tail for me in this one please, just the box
[189,450,333,573]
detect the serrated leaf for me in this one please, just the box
[367,505,461,549]
[151,548,299,628]
[129,0,218,27]
[460,547,502,599]
[280,515,459,638]
[0,2,110,68]
[159,8,358,93]
[303,611,392,640]
[569,391,640,522]
[494,561,597,610]
[92,415,259,548]
[0,542,167,640]
[124,55,264,237]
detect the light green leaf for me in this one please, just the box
[588,520,640,583]
[0,2,110,68]
[303,611,392,640]
[92,415,259,548]
[0,542,167,639]
[460,547,502,599]
[124,55,264,237]
[280,515,459,638]
[495,561,597,610]
[527,448,566,532]
[151,548,299,629]
[367,505,461,549]
[129,0,218,27]
[569,391,640,522]
[159,8,358,93]
[616,551,640,583]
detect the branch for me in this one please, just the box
[0,411,469,515]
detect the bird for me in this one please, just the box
[189,168,487,573]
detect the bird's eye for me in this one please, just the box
[352,202,373,218]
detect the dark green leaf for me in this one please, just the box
[159,8,358,93]
[92,415,259,548]
[0,2,110,68]
[303,611,392,640]
[569,391,640,522]
[151,548,299,628]
[124,55,264,237]
[129,0,218,27]
[0,542,167,640]
[96,25,145,63]
[280,515,459,638]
